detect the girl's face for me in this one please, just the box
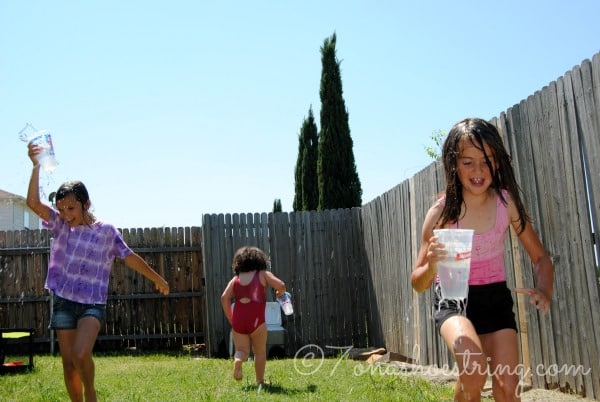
[456,137,495,195]
[56,194,88,227]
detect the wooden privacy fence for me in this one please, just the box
[0,227,204,351]
[202,52,600,399]
[362,54,600,399]
[202,210,371,358]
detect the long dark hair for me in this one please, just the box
[437,118,530,233]
[231,246,269,276]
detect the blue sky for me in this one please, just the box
[1,1,599,228]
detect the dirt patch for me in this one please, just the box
[383,362,594,401]
[350,348,594,401]
[520,388,592,401]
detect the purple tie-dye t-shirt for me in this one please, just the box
[43,209,132,304]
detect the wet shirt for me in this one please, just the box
[43,208,132,304]
[436,190,509,286]
[467,191,509,285]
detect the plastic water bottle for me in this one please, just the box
[19,124,58,173]
[277,292,294,315]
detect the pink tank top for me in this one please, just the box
[437,190,509,285]
[462,191,509,285]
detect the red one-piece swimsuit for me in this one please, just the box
[232,271,266,334]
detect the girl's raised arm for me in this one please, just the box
[26,144,51,222]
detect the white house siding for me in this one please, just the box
[0,189,40,231]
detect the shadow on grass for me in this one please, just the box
[242,382,317,396]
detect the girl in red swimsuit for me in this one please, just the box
[412,118,554,402]
[221,246,286,386]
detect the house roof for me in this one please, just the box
[0,189,25,200]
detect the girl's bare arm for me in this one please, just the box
[509,198,554,314]
[221,278,235,325]
[26,145,51,221]
[411,203,444,292]
[263,270,286,298]
[123,253,170,295]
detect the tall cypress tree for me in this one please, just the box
[301,107,319,210]
[317,33,362,210]
[293,107,319,211]
[293,120,305,211]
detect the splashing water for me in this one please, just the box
[435,284,468,316]
[18,122,59,173]
[437,297,468,316]
[18,123,38,142]
[18,123,58,196]
[30,172,58,204]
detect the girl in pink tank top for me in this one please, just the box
[412,118,554,401]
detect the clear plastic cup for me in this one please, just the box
[26,130,58,173]
[433,229,474,299]
[277,292,294,315]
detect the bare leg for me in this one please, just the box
[480,329,521,401]
[232,330,251,381]
[440,315,488,402]
[73,317,100,402]
[56,316,100,402]
[57,329,83,402]
[249,323,268,384]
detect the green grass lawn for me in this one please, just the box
[0,352,458,401]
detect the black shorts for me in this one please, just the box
[434,281,517,335]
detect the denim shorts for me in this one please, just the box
[49,294,106,330]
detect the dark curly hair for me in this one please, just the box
[437,118,530,234]
[231,246,270,276]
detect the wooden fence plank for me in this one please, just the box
[523,91,552,389]
[569,61,600,396]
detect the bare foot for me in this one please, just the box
[257,380,270,394]
[233,360,243,381]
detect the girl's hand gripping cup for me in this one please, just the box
[433,229,474,300]
[20,124,58,173]
[277,292,294,315]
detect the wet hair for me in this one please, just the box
[437,118,530,233]
[231,246,270,276]
[55,181,96,223]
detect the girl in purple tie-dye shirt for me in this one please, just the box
[26,143,169,402]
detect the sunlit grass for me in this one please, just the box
[0,353,458,401]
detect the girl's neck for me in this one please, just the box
[462,188,495,206]
[458,189,497,233]
[83,212,96,225]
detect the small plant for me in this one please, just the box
[425,129,447,160]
